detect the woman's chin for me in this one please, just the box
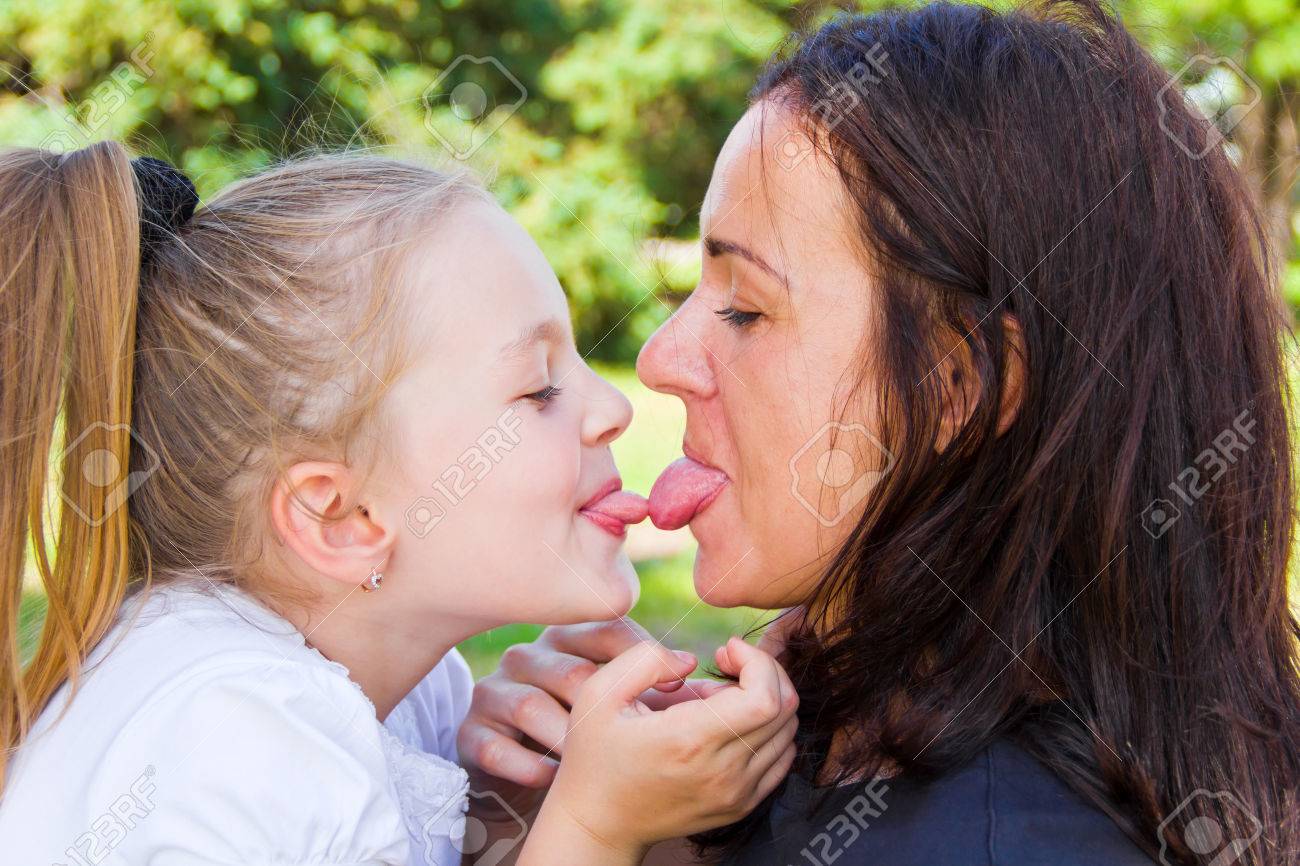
[692,544,808,610]
[691,546,754,608]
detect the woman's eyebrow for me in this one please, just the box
[497,319,566,364]
[703,235,788,285]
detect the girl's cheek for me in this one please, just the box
[507,412,582,510]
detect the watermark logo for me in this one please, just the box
[775,129,814,171]
[1157,789,1261,866]
[405,408,524,537]
[422,55,527,160]
[788,777,889,865]
[40,33,156,154]
[1157,55,1260,160]
[405,497,448,539]
[808,47,889,134]
[1140,498,1182,539]
[57,422,160,528]
[1141,408,1255,539]
[52,766,157,866]
[774,45,889,172]
[789,421,895,527]
[420,788,527,866]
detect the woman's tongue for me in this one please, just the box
[648,457,730,530]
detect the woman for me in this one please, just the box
[460,1,1300,864]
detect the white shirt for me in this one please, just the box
[0,580,474,866]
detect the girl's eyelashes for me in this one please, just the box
[713,305,762,329]
[521,385,564,406]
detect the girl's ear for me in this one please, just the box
[269,461,396,590]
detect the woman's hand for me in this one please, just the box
[518,637,799,864]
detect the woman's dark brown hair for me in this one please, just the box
[700,1,1300,863]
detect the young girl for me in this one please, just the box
[0,143,798,865]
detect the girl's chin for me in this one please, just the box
[565,554,641,621]
[604,556,641,613]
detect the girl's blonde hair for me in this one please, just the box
[0,141,483,787]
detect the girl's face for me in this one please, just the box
[638,102,888,610]
[377,199,642,629]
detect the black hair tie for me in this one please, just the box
[130,156,198,271]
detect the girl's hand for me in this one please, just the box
[457,611,804,793]
[542,637,799,855]
[458,619,713,794]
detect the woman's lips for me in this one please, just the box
[647,456,730,530]
[579,486,649,538]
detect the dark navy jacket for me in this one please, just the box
[723,740,1154,865]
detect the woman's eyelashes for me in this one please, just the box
[713,305,762,329]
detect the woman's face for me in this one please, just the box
[639,101,890,609]
[377,199,644,628]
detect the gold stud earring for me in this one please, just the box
[361,566,384,592]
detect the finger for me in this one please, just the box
[474,681,570,754]
[651,650,698,691]
[541,618,655,661]
[653,671,688,693]
[713,639,750,682]
[577,640,698,709]
[457,723,559,788]
[747,740,797,810]
[698,638,787,734]
[536,622,693,694]
[639,678,731,711]
[499,644,600,708]
[725,639,798,717]
[747,713,798,771]
[716,638,797,715]
[718,694,796,766]
[715,643,734,676]
[770,648,799,715]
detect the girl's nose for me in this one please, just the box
[581,368,634,448]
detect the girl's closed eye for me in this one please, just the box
[522,384,564,406]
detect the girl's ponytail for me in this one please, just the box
[0,141,141,787]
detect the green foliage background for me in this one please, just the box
[3,0,1296,362]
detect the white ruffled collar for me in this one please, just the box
[378,706,471,858]
[299,642,472,860]
[174,580,473,862]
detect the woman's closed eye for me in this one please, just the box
[713,306,762,329]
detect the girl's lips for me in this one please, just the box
[647,456,730,530]
[579,487,650,538]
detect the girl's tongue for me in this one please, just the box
[647,457,730,530]
[580,490,650,526]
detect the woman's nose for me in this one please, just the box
[636,298,716,400]
[581,367,634,448]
